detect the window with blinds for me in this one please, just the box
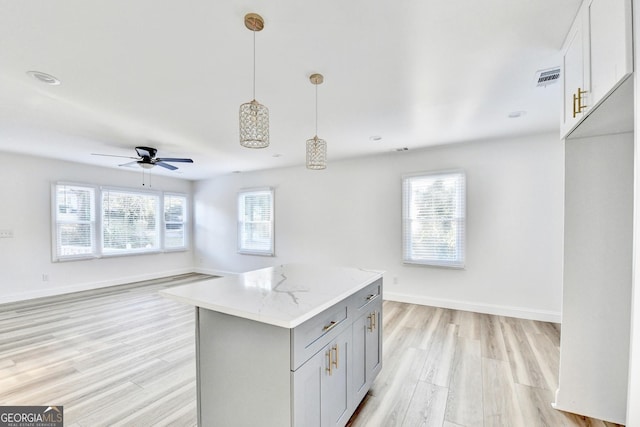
[164,194,188,250]
[102,189,160,255]
[238,188,274,256]
[53,183,189,261]
[402,171,466,268]
[53,184,97,260]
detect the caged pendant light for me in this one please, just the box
[239,13,269,148]
[306,73,327,170]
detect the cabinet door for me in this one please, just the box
[588,0,633,106]
[292,349,323,427]
[561,3,589,138]
[322,329,351,427]
[352,313,368,401]
[366,307,382,379]
[293,328,351,427]
[352,304,383,406]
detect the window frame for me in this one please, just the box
[101,187,162,257]
[237,187,275,256]
[51,182,99,262]
[163,193,190,252]
[52,182,190,262]
[402,170,466,268]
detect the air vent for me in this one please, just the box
[535,67,561,87]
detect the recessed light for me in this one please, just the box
[272,153,282,158]
[508,111,526,118]
[232,170,242,174]
[369,136,382,142]
[395,147,409,152]
[27,71,61,85]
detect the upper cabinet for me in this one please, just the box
[561,0,633,139]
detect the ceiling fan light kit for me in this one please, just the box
[93,146,193,172]
[239,13,270,149]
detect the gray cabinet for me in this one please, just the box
[352,301,382,404]
[292,278,383,427]
[195,276,383,427]
[292,327,351,427]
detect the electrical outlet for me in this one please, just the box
[42,274,49,282]
[393,276,398,285]
[0,229,14,238]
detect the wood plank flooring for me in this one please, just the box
[0,275,624,426]
[347,302,623,427]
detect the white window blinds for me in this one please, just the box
[164,194,188,250]
[238,188,274,256]
[102,190,160,255]
[402,171,466,268]
[53,184,97,260]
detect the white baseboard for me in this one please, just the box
[0,267,195,305]
[384,291,562,323]
[194,267,237,277]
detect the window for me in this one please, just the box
[402,171,466,268]
[52,183,189,261]
[102,189,160,255]
[53,184,97,260]
[164,194,188,250]
[238,188,274,256]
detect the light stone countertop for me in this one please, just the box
[160,264,383,328]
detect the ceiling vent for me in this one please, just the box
[535,67,561,87]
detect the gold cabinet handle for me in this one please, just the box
[326,345,338,375]
[323,321,338,332]
[368,311,377,332]
[573,87,587,118]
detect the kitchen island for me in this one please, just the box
[161,264,383,427]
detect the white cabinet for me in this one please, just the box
[588,0,633,106]
[560,0,632,139]
[561,3,589,138]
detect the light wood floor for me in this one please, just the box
[0,274,623,427]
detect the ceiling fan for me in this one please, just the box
[92,146,193,170]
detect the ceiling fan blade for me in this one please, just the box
[155,161,178,170]
[92,153,139,159]
[156,157,193,163]
[118,161,139,167]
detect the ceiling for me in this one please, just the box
[0,0,581,180]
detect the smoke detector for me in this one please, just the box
[535,67,561,87]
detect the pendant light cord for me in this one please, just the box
[252,30,256,100]
[315,83,318,136]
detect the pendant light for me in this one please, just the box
[240,13,269,148]
[306,73,327,170]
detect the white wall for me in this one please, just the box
[0,151,194,303]
[555,132,633,424]
[627,1,640,423]
[194,132,564,321]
